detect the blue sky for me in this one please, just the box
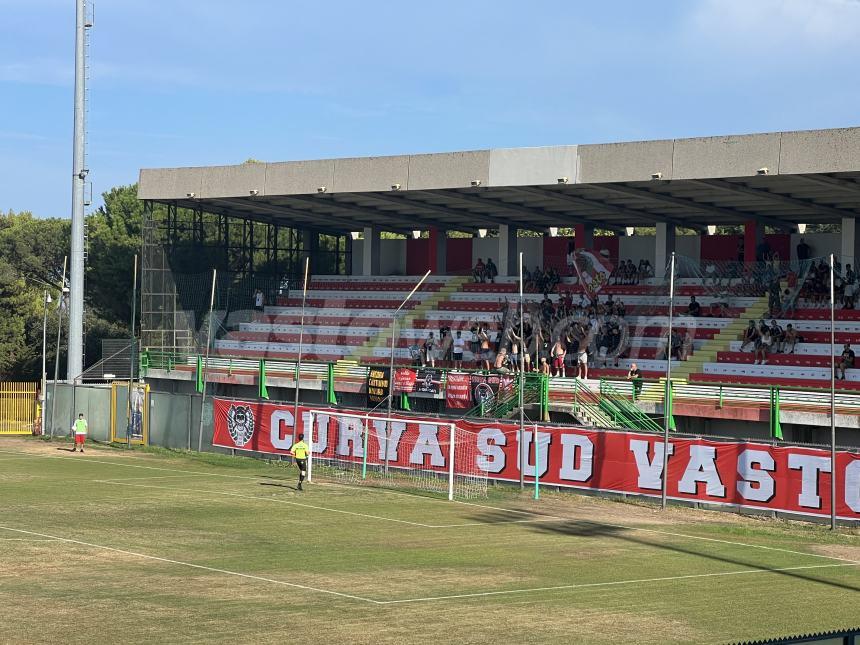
[2,0,860,218]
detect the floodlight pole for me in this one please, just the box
[518,252,526,490]
[385,270,431,474]
[830,253,836,531]
[660,251,675,510]
[292,257,310,447]
[40,290,51,436]
[197,268,217,453]
[50,256,68,439]
[126,254,138,448]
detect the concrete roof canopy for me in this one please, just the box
[138,126,860,235]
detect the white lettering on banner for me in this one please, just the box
[629,439,674,490]
[678,446,726,498]
[736,449,775,502]
[310,412,329,454]
[336,417,365,458]
[517,431,551,477]
[788,454,832,509]
[846,460,860,513]
[270,410,293,450]
[477,428,506,473]
[370,419,406,461]
[558,434,593,482]
[410,424,445,467]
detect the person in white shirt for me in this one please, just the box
[452,331,465,368]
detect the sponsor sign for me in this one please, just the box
[366,367,390,407]
[212,398,860,522]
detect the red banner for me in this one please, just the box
[212,398,860,521]
[394,369,417,393]
[445,372,472,409]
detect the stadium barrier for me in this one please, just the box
[0,382,38,435]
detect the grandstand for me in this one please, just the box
[134,126,860,444]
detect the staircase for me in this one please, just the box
[343,277,468,366]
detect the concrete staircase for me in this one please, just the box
[343,276,469,365]
[637,295,770,401]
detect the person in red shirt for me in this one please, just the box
[472,258,486,283]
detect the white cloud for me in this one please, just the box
[685,0,860,53]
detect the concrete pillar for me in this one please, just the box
[362,227,380,276]
[655,223,676,279]
[574,224,594,250]
[498,225,518,276]
[744,220,763,264]
[428,228,446,274]
[841,217,860,269]
[300,229,317,273]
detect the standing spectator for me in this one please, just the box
[507,329,522,374]
[469,324,480,358]
[566,242,576,276]
[687,296,701,317]
[423,332,436,368]
[478,326,492,371]
[494,348,510,374]
[796,238,811,262]
[844,264,856,309]
[576,342,588,379]
[627,363,643,398]
[754,322,771,365]
[485,258,498,284]
[473,258,486,283]
[253,289,265,319]
[836,343,855,380]
[551,337,566,377]
[452,331,465,369]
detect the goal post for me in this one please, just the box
[305,409,487,500]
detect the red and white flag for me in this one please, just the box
[573,249,614,302]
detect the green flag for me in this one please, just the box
[666,379,676,431]
[327,363,337,404]
[258,359,269,400]
[401,392,411,411]
[770,387,783,439]
[195,355,204,393]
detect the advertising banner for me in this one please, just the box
[212,398,860,521]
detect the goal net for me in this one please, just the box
[305,410,488,500]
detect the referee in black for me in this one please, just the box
[290,433,310,491]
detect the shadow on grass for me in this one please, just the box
[468,512,860,594]
[259,481,298,491]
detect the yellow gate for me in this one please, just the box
[0,382,38,435]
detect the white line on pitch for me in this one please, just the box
[378,562,860,604]
[0,524,381,604]
[0,537,59,541]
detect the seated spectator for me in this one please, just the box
[473,258,486,283]
[740,320,759,352]
[836,343,855,379]
[485,257,498,284]
[782,324,798,354]
[687,296,701,317]
[627,362,643,398]
[754,322,771,365]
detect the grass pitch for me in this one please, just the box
[0,437,858,644]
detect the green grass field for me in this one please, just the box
[1,437,858,644]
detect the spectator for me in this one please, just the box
[423,332,436,368]
[769,319,784,353]
[754,323,771,365]
[507,329,522,374]
[783,324,798,354]
[566,242,576,276]
[796,238,811,262]
[551,337,566,377]
[627,362,643,398]
[478,326,492,371]
[836,343,855,380]
[538,356,550,376]
[740,320,759,352]
[494,347,510,374]
[253,289,265,312]
[472,258,486,283]
[485,258,499,284]
[576,341,588,379]
[452,331,465,368]
[469,324,480,358]
[844,264,856,309]
[687,296,701,317]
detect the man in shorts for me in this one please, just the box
[289,433,310,491]
[452,330,465,368]
[72,413,87,453]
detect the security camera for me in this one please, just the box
[317,186,327,193]
[650,172,663,180]
[470,180,482,187]
[757,167,769,175]
[557,177,569,184]
[249,189,259,196]
[186,192,196,198]
[391,183,401,191]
